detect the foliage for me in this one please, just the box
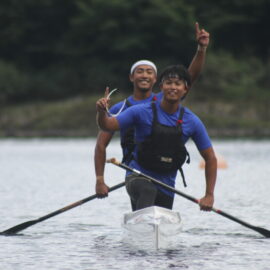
[0,61,29,103]
[0,0,269,103]
[188,0,270,58]
[191,51,269,102]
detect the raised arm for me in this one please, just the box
[198,146,217,211]
[188,22,210,85]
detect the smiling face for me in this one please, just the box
[158,65,191,104]
[160,77,188,104]
[129,65,157,92]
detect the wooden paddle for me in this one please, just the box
[0,181,125,236]
[108,158,270,238]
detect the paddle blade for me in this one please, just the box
[0,181,125,236]
[253,226,270,238]
[0,220,38,235]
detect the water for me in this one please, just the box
[0,138,270,270]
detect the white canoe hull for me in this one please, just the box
[122,206,182,250]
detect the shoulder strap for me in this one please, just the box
[179,168,187,187]
[179,106,185,119]
[126,99,132,107]
[177,106,189,187]
[177,106,185,124]
[178,151,190,188]
[151,102,158,125]
[152,94,157,101]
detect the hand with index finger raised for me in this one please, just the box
[104,86,110,99]
[195,22,210,48]
[104,86,111,108]
[195,22,200,37]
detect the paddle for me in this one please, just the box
[107,158,270,238]
[0,181,125,236]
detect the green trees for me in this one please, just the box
[0,0,269,103]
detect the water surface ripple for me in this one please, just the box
[0,139,269,270]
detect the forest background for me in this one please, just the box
[0,0,269,138]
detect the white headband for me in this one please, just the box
[130,60,157,75]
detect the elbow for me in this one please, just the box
[206,152,217,162]
[100,127,112,132]
[98,122,113,132]
[96,113,119,132]
[97,123,106,132]
[96,118,110,132]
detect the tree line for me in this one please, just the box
[0,0,269,104]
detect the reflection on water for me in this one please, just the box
[0,139,270,270]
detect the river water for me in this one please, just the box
[0,138,269,270]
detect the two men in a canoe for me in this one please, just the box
[96,63,217,211]
[95,23,217,211]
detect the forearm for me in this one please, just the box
[94,131,113,182]
[198,146,216,210]
[204,154,217,196]
[188,45,207,85]
[95,143,106,184]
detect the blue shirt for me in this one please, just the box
[116,100,212,197]
[109,92,158,115]
[109,93,160,158]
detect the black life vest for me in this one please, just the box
[137,102,190,187]
[121,96,157,164]
[121,99,135,164]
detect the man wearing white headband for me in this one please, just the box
[95,22,210,198]
[130,60,157,75]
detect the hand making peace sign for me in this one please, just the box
[96,86,110,113]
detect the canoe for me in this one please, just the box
[122,206,182,250]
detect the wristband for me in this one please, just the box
[197,44,207,52]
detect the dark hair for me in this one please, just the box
[158,65,191,87]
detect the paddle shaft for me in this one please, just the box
[1,181,125,235]
[29,181,125,222]
[108,159,270,238]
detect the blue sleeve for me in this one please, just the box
[192,118,212,151]
[109,101,126,115]
[116,106,138,130]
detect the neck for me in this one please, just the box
[160,99,180,114]
[132,88,152,101]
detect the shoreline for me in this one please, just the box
[1,95,269,139]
